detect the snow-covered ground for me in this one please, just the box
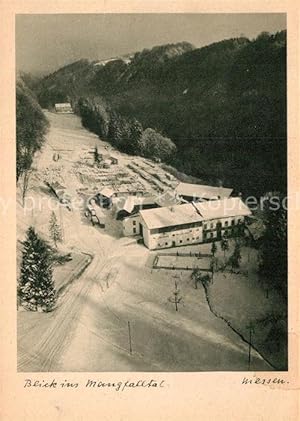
[17,112,272,372]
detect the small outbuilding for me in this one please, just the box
[175,182,233,202]
[96,187,115,208]
[116,196,158,220]
[54,103,73,114]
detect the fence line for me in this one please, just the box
[156,252,212,258]
[153,265,211,272]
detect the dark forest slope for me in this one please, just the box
[34,34,286,197]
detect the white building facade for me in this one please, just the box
[122,214,142,236]
[139,198,251,250]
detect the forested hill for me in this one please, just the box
[33,33,286,197]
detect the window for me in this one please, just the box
[204,224,207,230]
[210,223,213,229]
[238,218,242,224]
[231,220,235,226]
[224,230,228,235]
[133,220,136,225]
[187,238,190,241]
[210,232,213,238]
[165,242,168,246]
[179,240,182,243]
[225,221,228,227]
[133,227,136,234]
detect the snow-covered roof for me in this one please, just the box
[193,197,251,220]
[100,187,115,198]
[175,182,233,200]
[55,102,72,107]
[140,197,251,230]
[120,196,157,214]
[155,189,182,207]
[140,203,200,230]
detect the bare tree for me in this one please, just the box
[169,280,183,311]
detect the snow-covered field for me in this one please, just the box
[17,112,273,372]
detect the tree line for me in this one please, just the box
[16,79,49,181]
[77,97,177,161]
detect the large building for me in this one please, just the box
[139,197,251,250]
[175,182,233,202]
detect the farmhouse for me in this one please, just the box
[139,197,251,250]
[155,189,182,207]
[120,192,183,236]
[97,186,146,209]
[116,196,158,220]
[175,182,233,202]
[123,213,143,236]
[54,103,73,114]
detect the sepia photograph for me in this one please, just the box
[16,13,288,372]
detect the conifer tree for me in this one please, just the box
[211,241,217,257]
[221,234,229,259]
[49,211,62,248]
[128,118,143,155]
[229,242,242,270]
[259,197,287,295]
[18,227,56,311]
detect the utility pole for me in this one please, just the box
[246,322,255,370]
[128,321,132,355]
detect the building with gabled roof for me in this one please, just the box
[119,191,184,234]
[155,189,182,207]
[117,190,183,222]
[116,195,158,220]
[139,197,251,250]
[175,182,233,202]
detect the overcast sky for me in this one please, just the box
[16,13,286,75]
